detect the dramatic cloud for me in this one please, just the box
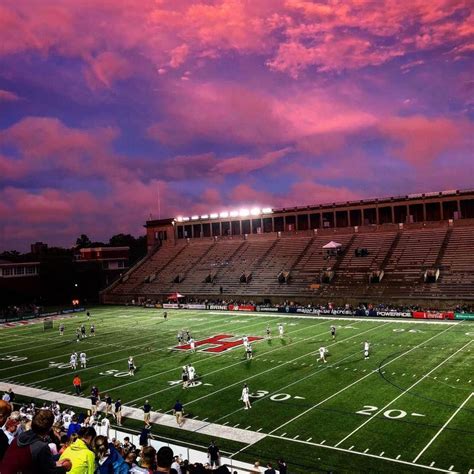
[0,0,472,250]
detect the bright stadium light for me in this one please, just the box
[210,213,219,219]
[201,214,209,219]
[261,207,272,214]
[182,217,190,221]
[176,216,184,222]
[191,215,199,220]
[230,210,239,217]
[239,208,249,217]
[220,211,229,218]
[250,207,260,216]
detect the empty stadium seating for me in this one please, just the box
[101,220,474,304]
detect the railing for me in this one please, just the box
[110,427,266,473]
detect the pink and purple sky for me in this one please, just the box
[0,0,473,251]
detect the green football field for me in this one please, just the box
[1,306,473,473]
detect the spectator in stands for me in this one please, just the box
[130,445,156,473]
[59,426,96,474]
[122,436,135,455]
[277,459,287,474]
[250,461,262,473]
[67,415,81,438]
[0,400,12,460]
[93,435,129,474]
[2,418,20,446]
[1,409,72,473]
[156,446,174,473]
[171,455,182,474]
[264,462,276,474]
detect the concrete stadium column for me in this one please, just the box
[391,206,395,223]
[376,207,380,225]
[347,210,351,227]
[333,210,336,228]
[422,203,427,222]
[457,199,461,218]
[272,217,275,233]
[440,202,444,220]
[361,208,365,225]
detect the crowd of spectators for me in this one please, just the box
[131,297,471,315]
[0,304,41,321]
[1,396,284,474]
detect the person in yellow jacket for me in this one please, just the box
[59,426,96,474]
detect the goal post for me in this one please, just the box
[43,320,54,331]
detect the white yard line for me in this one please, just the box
[267,435,456,473]
[123,318,338,403]
[335,339,473,447]
[265,322,460,438]
[9,315,276,383]
[412,392,474,463]
[0,311,238,368]
[151,323,389,411]
[207,345,371,426]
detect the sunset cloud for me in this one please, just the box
[0,0,472,250]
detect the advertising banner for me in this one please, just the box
[207,305,228,311]
[455,312,474,320]
[374,311,412,318]
[228,304,256,312]
[184,304,207,310]
[296,308,355,316]
[256,307,279,312]
[412,311,455,320]
[277,306,298,313]
[163,303,180,309]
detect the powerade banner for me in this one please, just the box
[455,312,474,320]
[412,311,455,320]
[374,311,412,318]
[207,305,228,311]
[228,304,256,312]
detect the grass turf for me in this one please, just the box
[0,306,473,473]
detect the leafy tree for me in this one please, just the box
[76,234,92,248]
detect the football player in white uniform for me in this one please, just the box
[278,324,284,338]
[70,352,78,370]
[318,346,328,363]
[364,340,370,359]
[241,383,251,410]
[79,352,87,368]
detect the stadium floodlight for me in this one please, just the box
[182,217,190,221]
[230,210,239,217]
[239,208,250,217]
[201,214,209,219]
[176,216,184,222]
[250,207,260,216]
[210,213,219,219]
[191,215,199,220]
[261,207,272,214]
[220,211,229,218]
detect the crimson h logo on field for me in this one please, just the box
[174,334,263,353]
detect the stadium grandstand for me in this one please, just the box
[101,188,474,307]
